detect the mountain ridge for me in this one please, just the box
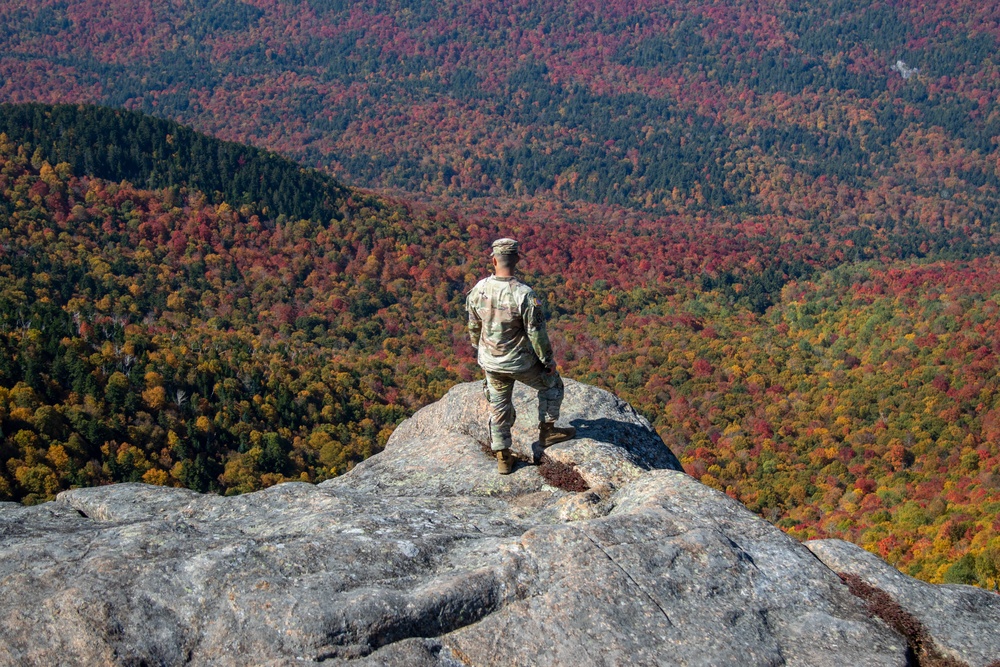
[0,102,350,224]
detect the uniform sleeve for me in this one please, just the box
[466,288,482,349]
[522,290,554,365]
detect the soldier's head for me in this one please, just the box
[491,238,519,273]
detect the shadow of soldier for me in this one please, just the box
[566,417,683,471]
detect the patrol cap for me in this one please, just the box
[491,238,519,257]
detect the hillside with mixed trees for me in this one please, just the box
[1,0,1000,594]
[1,104,999,591]
[0,0,998,219]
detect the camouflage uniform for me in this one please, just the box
[466,239,564,451]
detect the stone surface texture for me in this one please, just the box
[0,379,988,665]
[807,539,1000,667]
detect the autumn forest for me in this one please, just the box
[1,0,1000,590]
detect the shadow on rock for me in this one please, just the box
[569,417,682,471]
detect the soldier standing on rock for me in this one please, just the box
[466,238,576,474]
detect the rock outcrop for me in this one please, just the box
[0,379,996,666]
[807,539,1000,667]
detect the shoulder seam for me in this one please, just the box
[467,277,489,297]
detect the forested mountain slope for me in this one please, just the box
[1,104,999,588]
[0,0,998,220]
[0,103,348,224]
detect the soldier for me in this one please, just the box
[466,238,576,474]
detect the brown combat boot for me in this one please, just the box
[539,422,576,447]
[496,449,514,475]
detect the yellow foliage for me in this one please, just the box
[220,449,262,494]
[46,445,70,472]
[259,473,285,488]
[170,461,188,481]
[787,484,807,505]
[700,474,723,490]
[14,464,59,498]
[142,386,167,410]
[9,406,35,422]
[38,162,59,186]
[142,469,170,486]
[106,373,128,397]
[9,382,38,409]
[13,429,39,452]
[166,292,185,310]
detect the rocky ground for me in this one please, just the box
[1,380,998,666]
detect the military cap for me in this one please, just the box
[491,238,519,256]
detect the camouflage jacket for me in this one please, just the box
[466,276,554,373]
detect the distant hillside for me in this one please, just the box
[0,103,348,224]
[0,0,998,218]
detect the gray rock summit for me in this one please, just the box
[0,379,996,666]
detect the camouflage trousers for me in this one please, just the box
[483,363,564,451]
